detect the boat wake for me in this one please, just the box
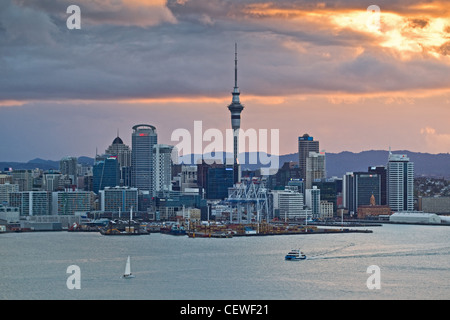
[307,245,450,261]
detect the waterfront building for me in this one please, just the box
[99,186,138,213]
[343,172,381,215]
[271,189,305,220]
[9,191,52,216]
[298,134,319,181]
[51,191,95,215]
[312,178,339,214]
[387,153,414,212]
[320,200,334,219]
[418,196,450,214]
[131,124,158,194]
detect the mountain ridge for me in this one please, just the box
[1,150,449,178]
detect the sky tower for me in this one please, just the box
[228,43,244,183]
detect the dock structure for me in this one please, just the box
[226,177,270,224]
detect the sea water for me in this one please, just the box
[1,224,449,300]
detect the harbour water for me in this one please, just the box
[1,224,449,300]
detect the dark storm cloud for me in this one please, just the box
[1,0,450,103]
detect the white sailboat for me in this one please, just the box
[122,256,135,279]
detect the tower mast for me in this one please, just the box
[228,43,244,184]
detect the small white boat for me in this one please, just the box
[122,256,135,278]
[285,249,307,261]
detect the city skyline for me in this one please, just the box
[1,0,450,162]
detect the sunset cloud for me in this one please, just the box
[1,0,450,160]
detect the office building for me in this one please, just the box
[131,124,157,193]
[105,135,132,187]
[153,144,175,195]
[59,157,78,185]
[272,189,305,220]
[298,134,319,181]
[305,186,321,219]
[387,153,414,212]
[305,151,326,190]
[343,172,381,215]
[93,156,120,193]
[368,166,387,205]
[206,166,234,200]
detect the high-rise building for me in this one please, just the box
[131,124,157,194]
[105,135,132,187]
[305,186,321,219]
[153,144,174,195]
[343,172,381,215]
[298,134,319,181]
[206,166,234,200]
[93,156,120,193]
[387,152,414,212]
[227,43,244,184]
[59,157,78,185]
[305,151,326,190]
[368,166,387,205]
[11,169,33,191]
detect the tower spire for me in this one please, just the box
[235,42,238,89]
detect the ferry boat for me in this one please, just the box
[285,249,307,261]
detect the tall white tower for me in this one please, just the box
[227,43,244,183]
[387,152,414,212]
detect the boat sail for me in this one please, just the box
[123,256,135,278]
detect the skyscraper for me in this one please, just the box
[387,152,414,212]
[343,172,381,215]
[105,134,132,187]
[59,156,78,185]
[153,144,174,195]
[227,43,244,184]
[305,151,326,189]
[93,156,120,194]
[131,124,157,194]
[298,134,319,181]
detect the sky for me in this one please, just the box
[1,0,450,162]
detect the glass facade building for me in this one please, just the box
[131,124,157,194]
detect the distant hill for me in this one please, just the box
[1,150,449,177]
[274,150,450,178]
